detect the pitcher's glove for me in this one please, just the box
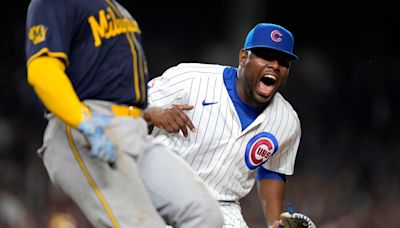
[279,211,316,228]
[78,113,117,166]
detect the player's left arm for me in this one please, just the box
[256,168,286,227]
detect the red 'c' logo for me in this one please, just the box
[244,132,279,170]
[270,30,283,42]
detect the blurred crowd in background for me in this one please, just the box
[1,0,399,227]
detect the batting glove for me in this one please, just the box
[78,114,117,165]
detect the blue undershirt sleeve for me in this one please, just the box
[256,166,287,182]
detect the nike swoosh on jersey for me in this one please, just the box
[202,100,218,106]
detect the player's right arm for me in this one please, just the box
[26,0,116,164]
[144,105,195,137]
[28,55,117,164]
[27,56,89,127]
[26,0,89,128]
[146,66,196,137]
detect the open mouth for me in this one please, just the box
[257,75,276,97]
[260,75,276,86]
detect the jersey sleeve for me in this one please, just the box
[262,112,301,175]
[26,0,76,65]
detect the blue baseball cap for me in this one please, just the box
[244,23,298,60]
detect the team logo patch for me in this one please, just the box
[270,30,283,42]
[244,132,278,170]
[29,25,47,45]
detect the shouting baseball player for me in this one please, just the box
[25,0,223,227]
[145,23,316,227]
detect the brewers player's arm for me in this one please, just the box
[143,105,195,137]
[257,178,286,227]
[27,56,90,127]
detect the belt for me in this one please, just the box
[111,105,143,118]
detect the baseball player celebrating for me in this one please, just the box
[145,23,315,227]
[25,0,223,227]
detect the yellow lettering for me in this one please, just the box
[88,7,141,47]
[120,19,127,33]
[88,10,109,47]
[107,8,120,37]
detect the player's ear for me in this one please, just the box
[239,49,248,66]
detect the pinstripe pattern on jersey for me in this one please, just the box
[219,202,248,228]
[148,63,300,201]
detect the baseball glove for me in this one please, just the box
[279,211,316,228]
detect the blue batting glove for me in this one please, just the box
[78,114,117,164]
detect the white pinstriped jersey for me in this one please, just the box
[148,63,301,202]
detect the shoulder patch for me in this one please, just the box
[244,132,279,170]
[29,25,47,45]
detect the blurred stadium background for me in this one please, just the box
[1,0,399,227]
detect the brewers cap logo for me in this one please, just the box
[270,30,283,42]
[244,132,278,170]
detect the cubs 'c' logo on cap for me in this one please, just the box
[244,132,279,170]
[270,30,283,42]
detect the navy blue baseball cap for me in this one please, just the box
[244,23,298,60]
